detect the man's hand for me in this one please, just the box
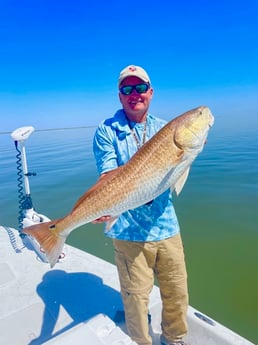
[92,215,111,224]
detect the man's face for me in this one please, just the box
[119,76,153,122]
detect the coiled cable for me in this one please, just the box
[14,141,25,233]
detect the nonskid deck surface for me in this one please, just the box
[0,226,254,345]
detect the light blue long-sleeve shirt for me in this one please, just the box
[93,109,180,241]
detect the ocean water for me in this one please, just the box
[0,124,257,343]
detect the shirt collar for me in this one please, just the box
[110,110,132,135]
[111,109,150,134]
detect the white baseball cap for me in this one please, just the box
[118,65,151,85]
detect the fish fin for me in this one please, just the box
[174,167,190,195]
[23,220,66,268]
[105,216,119,231]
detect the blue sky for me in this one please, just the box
[0,0,257,132]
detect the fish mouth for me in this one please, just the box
[209,114,215,127]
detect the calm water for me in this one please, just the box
[0,124,257,343]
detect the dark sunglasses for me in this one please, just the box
[119,83,150,96]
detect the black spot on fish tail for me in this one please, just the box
[49,224,56,229]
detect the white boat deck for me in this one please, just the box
[0,225,254,345]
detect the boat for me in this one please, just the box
[0,126,254,345]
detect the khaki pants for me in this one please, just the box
[113,234,188,345]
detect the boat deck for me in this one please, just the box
[0,226,253,345]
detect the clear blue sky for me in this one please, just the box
[0,0,257,132]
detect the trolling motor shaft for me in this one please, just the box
[11,126,50,232]
[11,126,35,231]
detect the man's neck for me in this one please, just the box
[124,111,148,124]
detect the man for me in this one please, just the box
[93,65,188,345]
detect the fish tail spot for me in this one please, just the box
[22,219,65,268]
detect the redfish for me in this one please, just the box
[23,106,214,267]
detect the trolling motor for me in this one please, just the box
[11,126,50,262]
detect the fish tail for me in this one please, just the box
[23,219,66,268]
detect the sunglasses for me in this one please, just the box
[119,83,150,96]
